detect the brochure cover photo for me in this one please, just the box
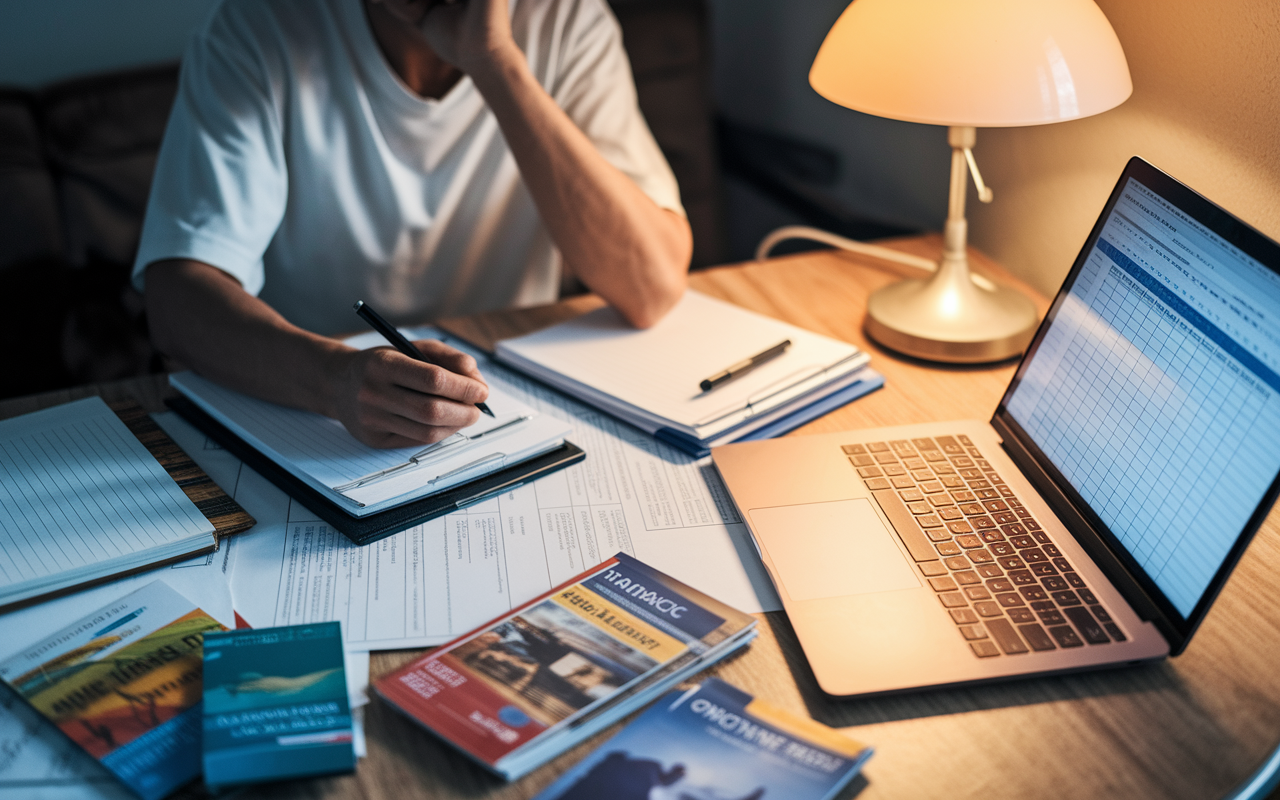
[202,621,355,790]
[534,678,873,800]
[376,552,757,777]
[0,580,224,800]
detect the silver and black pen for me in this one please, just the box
[699,339,791,392]
[353,300,495,417]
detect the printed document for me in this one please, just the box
[155,340,779,652]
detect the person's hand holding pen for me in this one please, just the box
[330,302,491,449]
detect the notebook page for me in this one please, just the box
[0,397,213,593]
[495,291,865,429]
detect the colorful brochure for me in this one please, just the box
[534,678,873,800]
[375,552,758,779]
[0,581,224,800]
[202,621,355,790]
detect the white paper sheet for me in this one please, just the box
[154,344,779,654]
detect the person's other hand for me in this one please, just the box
[331,339,490,448]
[418,0,519,77]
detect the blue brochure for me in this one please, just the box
[202,622,355,791]
[534,678,872,800]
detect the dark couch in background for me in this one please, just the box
[0,0,726,400]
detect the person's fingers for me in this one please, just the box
[357,404,467,446]
[375,380,483,430]
[413,339,487,384]
[370,348,489,405]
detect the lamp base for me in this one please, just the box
[866,274,1038,364]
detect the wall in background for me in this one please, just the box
[968,0,1280,297]
[0,0,219,89]
[706,0,950,234]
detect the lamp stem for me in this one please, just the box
[943,125,976,274]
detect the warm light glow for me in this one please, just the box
[809,0,1131,127]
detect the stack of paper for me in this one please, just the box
[495,291,882,456]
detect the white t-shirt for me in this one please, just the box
[133,0,683,335]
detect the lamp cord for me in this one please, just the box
[754,225,997,291]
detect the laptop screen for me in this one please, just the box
[1003,165,1280,622]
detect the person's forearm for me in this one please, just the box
[469,48,692,328]
[146,259,350,416]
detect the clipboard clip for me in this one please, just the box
[333,416,529,493]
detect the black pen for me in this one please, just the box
[353,300,495,418]
[699,339,792,392]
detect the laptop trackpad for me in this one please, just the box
[749,499,920,601]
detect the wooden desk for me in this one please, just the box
[4,236,1278,800]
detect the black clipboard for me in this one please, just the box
[167,396,586,547]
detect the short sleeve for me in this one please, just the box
[545,0,686,217]
[131,4,288,295]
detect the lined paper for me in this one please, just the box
[0,397,214,604]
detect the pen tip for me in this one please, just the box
[477,402,496,417]
[352,300,363,311]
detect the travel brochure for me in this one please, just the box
[375,552,759,779]
[0,581,224,800]
[534,678,873,800]
[202,621,355,791]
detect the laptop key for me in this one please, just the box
[976,564,1004,578]
[1048,625,1084,648]
[900,488,925,502]
[1018,585,1048,602]
[995,592,1026,608]
[985,619,1030,654]
[1041,576,1069,591]
[938,592,968,608]
[967,549,994,564]
[936,541,962,556]
[1064,572,1086,588]
[1007,607,1035,623]
[926,528,953,543]
[919,514,943,528]
[1052,557,1073,572]
[954,570,982,585]
[1031,563,1058,577]
[975,601,1003,617]
[1022,549,1048,564]
[971,516,996,529]
[997,555,1026,570]
[883,465,907,476]
[1042,543,1062,557]
[1009,534,1036,548]
[1051,590,1082,606]
[1089,604,1112,622]
[993,512,1018,524]
[891,476,916,489]
[866,477,892,490]
[958,502,985,515]
[986,577,1014,592]
[939,507,965,520]
[1078,588,1099,605]
[850,454,875,466]
[950,608,979,624]
[867,441,890,452]
[959,624,988,640]
[964,586,992,601]
[1008,569,1037,585]
[1064,606,1111,644]
[929,576,959,592]
[955,534,981,548]
[980,530,1005,543]
[944,556,971,570]
[907,501,933,514]
[841,444,867,455]
[971,640,1001,658]
[858,466,883,478]
[869,489,942,562]
[1033,531,1052,544]
[1103,622,1127,642]
[1017,623,1058,651]
[1037,608,1067,626]
[949,521,975,535]
[989,541,1015,556]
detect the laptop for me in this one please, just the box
[712,157,1280,697]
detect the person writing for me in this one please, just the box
[135,0,692,448]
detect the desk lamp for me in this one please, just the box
[807,0,1131,362]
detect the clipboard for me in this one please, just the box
[167,396,586,546]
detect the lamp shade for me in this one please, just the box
[810,0,1132,127]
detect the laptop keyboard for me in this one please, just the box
[845,435,1127,658]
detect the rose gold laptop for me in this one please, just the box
[713,158,1280,696]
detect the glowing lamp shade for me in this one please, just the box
[807,0,1131,363]
[810,0,1132,127]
